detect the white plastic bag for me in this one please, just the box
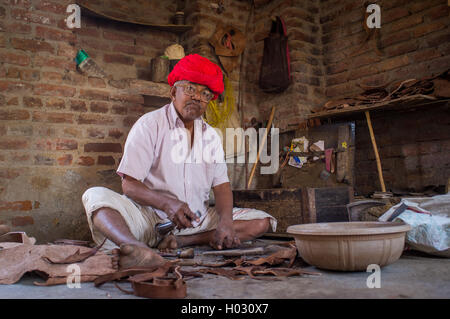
[379,194,450,257]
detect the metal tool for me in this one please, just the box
[156,210,202,237]
[160,248,195,259]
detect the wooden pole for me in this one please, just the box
[247,106,276,189]
[364,111,386,192]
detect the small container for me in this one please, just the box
[75,49,107,78]
[174,11,185,25]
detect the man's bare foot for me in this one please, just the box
[0,225,10,236]
[157,234,179,251]
[118,243,166,270]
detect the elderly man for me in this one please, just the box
[82,54,277,269]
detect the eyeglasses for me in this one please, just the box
[176,82,214,102]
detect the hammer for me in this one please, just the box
[159,248,195,259]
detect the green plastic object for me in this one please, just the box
[75,49,89,65]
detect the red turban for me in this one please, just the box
[168,54,224,100]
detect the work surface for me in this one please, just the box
[1,239,449,299]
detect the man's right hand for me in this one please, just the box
[163,199,200,229]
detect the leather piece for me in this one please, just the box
[0,244,115,285]
[42,239,106,264]
[95,264,189,299]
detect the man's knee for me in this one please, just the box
[251,217,271,237]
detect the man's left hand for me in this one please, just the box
[210,221,240,250]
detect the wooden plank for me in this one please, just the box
[308,95,444,120]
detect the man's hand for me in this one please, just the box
[163,198,200,230]
[210,221,240,250]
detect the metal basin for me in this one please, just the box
[287,222,411,271]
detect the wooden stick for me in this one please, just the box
[365,111,386,192]
[247,106,276,189]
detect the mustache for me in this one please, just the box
[186,102,201,109]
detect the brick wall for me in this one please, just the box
[0,0,177,241]
[320,0,450,195]
[322,0,450,98]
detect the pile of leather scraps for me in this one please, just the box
[316,69,450,113]
[94,243,321,298]
[0,234,115,286]
[194,243,321,281]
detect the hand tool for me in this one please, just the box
[160,248,195,259]
[156,210,202,237]
[202,246,265,257]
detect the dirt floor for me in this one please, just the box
[0,239,449,299]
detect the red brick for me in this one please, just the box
[426,33,450,48]
[79,89,110,101]
[0,200,33,211]
[382,30,412,48]
[57,154,73,166]
[418,141,440,154]
[3,22,32,34]
[11,37,54,53]
[46,97,65,109]
[77,114,114,125]
[113,44,145,56]
[11,216,34,226]
[6,97,19,105]
[377,55,410,71]
[78,156,95,166]
[414,22,447,38]
[70,100,87,112]
[0,50,30,66]
[385,41,418,57]
[104,54,134,65]
[0,80,33,93]
[79,38,110,51]
[111,94,144,104]
[111,104,128,115]
[32,111,74,124]
[0,138,28,150]
[383,7,410,24]
[34,84,75,97]
[56,139,77,150]
[90,101,109,113]
[88,77,106,88]
[84,143,122,153]
[42,71,63,83]
[19,68,40,81]
[35,26,76,43]
[98,155,115,165]
[0,109,30,120]
[108,129,124,139]
[63,127,81,138]
[124,116,139,127]
[34,154,55,165]
[11,154,30,162]
[72,27,100,38]
[87,128,105,139]
[409,48,442,63]
[425,4,450,20]
[23,96,43,108]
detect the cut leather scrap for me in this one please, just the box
[0,232,36,245]
[53,239,91,247]
[95,264,189,299]
[0,244,115,285]
[131,266,186,299]
[198,268,245,281]
[42,238,106,264]
[243,245,297,267]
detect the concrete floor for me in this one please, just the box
[1,241,449,299]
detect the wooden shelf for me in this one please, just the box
[78,4,193,34]
[308,95,450,120]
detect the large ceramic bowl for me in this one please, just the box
[287,222,411,271]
